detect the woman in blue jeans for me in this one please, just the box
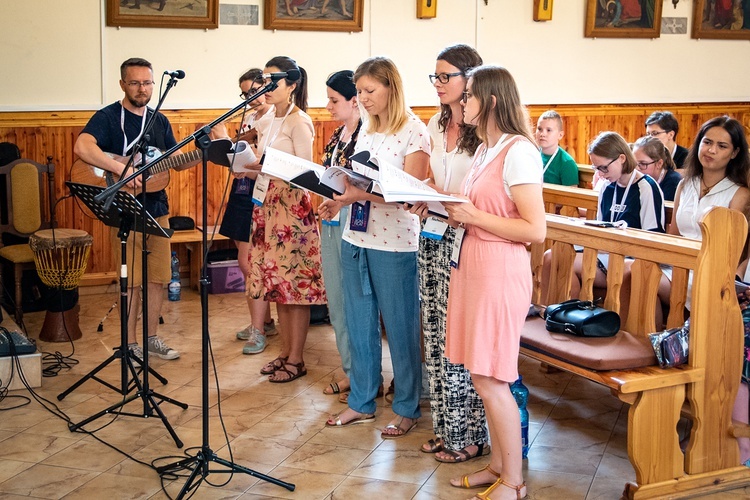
[318,70,361,400]
[321,57,429,437]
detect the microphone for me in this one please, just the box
[164,70,186,79]
[262,69,301,82]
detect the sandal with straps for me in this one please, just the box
[477,478,527,500]
[435,442,490,463]
[268,361,307,383]
[260,356,287,375]
[451,464,501,489]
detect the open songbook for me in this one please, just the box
[261,148,465,217]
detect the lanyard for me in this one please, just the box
[463,133,509,196]
[261,103,294,155]
[441,130,457,191]
[609,170,638,223]
[120,104,148,156]
[541,147,560,175]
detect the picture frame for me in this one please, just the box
[106,0,219,29]
[691,0,750,40]
[584,0,663,38]
[264,0,364,32]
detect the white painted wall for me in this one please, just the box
[1,1,748,111]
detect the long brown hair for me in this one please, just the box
[683,115,750,188]
[436,44,482,156]
[466,65,534,145]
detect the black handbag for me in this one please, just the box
[545,299,620,338]
[648,319,690,368]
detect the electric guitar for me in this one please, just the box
[70,147,202,217]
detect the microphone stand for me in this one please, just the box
[101,78,295,497]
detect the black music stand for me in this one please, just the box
[58,182,187,447]
[154,100,295,496]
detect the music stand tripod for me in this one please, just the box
[155,85,296,497]
[59,182,187,447]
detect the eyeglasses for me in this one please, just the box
[647,130,668,137]
[461,90,473,104]
[240,87,262,100]
[125,81,154,88]
[636,160,657,170]
[592,157,618,173]
[429,72,463,84]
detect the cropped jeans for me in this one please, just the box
[341,240,422,418]
[320,206,350,377]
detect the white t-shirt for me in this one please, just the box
[342,114,431,252]
[466,135,542,200]
[427,114,474,193]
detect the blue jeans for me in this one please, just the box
[341,241,422,418]
[320,206,350,377]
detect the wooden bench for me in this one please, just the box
[169,228,229,290]
[543,183,674,225]
[522,208,750,499]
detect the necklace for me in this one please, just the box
[700,176,724,198]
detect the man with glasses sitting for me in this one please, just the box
[74,57,194,361]
[645,111,689,169]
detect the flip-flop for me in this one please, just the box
[421,437,444,453]
[325,411,376,427]
[435,443,490,463]
[380,416,417,439]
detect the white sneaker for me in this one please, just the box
[147,336,180,360]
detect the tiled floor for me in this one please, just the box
[1,288,749,499]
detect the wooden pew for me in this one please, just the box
[522,208,750,499]
[543,183,674,226]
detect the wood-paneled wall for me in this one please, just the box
[1,102,748,286]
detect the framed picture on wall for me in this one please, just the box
[263,0,364,32]
[692,0,750,40]
[584,0,663,38]
[106,0,219,29]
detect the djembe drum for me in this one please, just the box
[29,228,93,342]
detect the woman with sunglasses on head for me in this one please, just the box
[632,135,682,201]
[438,65,546,500]
[318,70,362,401]
[244,56,326,382]
[417,44,490,465]
[213,68,278,349]
[322,57,430,438]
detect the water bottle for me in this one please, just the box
[510,376,530,458]
[168,251,181,301]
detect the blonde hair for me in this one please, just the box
[588,132,637,174]
[353,57,408,135]
[538,110,563,131]
[466,65,534,145]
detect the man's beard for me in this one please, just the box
[127,95,149,108]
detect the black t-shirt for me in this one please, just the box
[81,101,177,217]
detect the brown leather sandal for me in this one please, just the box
[477,477,526,500]
[268,361,307,383]
[451,464,501,489]
[435,442,490,463]
[260,356,287,375]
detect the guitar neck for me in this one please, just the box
[149,149,202,174]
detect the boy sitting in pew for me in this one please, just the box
[535,110,579,186]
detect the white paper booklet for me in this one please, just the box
[227,140,257,173]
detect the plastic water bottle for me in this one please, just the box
[168,251,181,301]
[510,376,530,458]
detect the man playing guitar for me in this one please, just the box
[74,57,196,361]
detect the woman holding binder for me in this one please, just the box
[321,57,429,437]
[318,70,362,400]
[244,55,326,382]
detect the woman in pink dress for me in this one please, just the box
[443,66,546,500]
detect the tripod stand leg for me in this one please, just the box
[57,350,124,401]
[138,390,185,448]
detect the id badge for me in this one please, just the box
[611,203,626,214]
[235,177,251,195]
[349,201,370,232]
[252,174,270,206]
[321,210,341,226]
[421,217,449,240]
[450,226,466,268]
